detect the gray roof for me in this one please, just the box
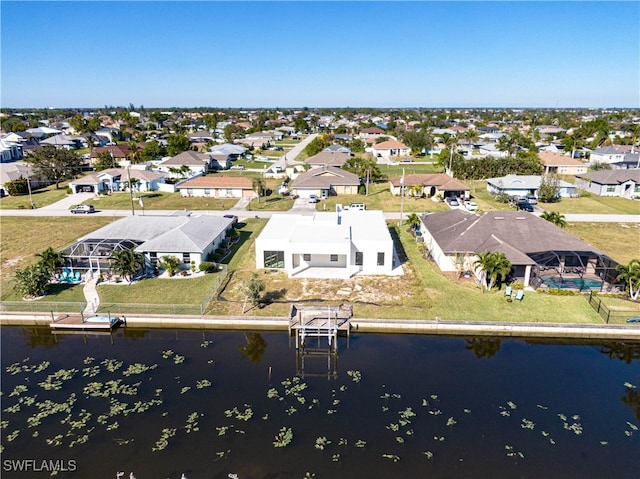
[592,146,624,155]
[486,174,574,190]
[421,210,603,265]
[576,169,640,184]
[305,151,350,167]
[78,215,233,254]
[292,166,360,189]
[161,151,209,166]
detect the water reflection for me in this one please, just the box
[238,332,267,364]
[464,337,502,358]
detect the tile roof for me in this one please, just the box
[178,175,253,189]
[538,151,586,166]
[372,140,410,150]
[389,173,470,191]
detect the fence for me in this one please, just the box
[0,301,86,314]
[587,291,638,324]
[1,265,229,317]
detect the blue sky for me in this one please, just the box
[2,1,638,108]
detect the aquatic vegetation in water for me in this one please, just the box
[273,426,293,448]
[505,444,524,459]
[151,427,176,452]
[82,366,101,378]
[101,359,123,373]
[423,450,434,460]
[180,387,191,395]
[346,370,362,383]
[216,426,230,436]
[161,350,174,359]
[196,379,211,389]
[332,453,340,462]
[355,439,366,448]
[521,419,535,430]
[225,405,253,421]
[200,340,212,348]
[315,436,331,450]
[214,450,230,460]
[382,454,400,462]
[185,412,202,433]
[174,355,185,365]
[83,356,95,365]
[122,363,157,376]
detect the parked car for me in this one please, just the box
[516,201,534,212]
[70,204,95,214]
[348,203,366,211]
[464,201,478,211]
[400,158,414,163]
[223,214,238,225]
[308,194,318,204]
[229,165,246,170]
[526,195,538,205]
[446,197,459,207]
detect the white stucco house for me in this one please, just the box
[486,174,577,198]
[575,170,640,199]
[255,210,400,278]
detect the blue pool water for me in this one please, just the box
[541,275,602,290]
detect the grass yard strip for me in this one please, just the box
[0,216,116,300]
[0,182,71,209]
[555,196,640,215]
[565,222,640,264]
[80,191,238,211]
[98,273,222,305]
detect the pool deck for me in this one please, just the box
[2,312,639,341]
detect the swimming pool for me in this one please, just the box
[540,275,602,290]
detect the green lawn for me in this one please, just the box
[0,181,72,209]
[98,273,222,304]
[566,222,640,264]
[318,181,451,213]
[0,216,116,300]
[467,180,513,211]
[83,191,238,210]
[553,196,640,215]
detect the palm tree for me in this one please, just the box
[36,247,64,279]
[253,177,266,203]
[110,249,144,283]
[159,255,181,277]
[406,213,421,232]
[465,128,478,155]
[563,131,583,159]
[615,259,640,301]
[540,211,567,228]
[473,251,512,291]
[440,133,457,175]
[408,185,423,198]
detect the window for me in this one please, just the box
[303,254,311,261]
[204,188,211,196]
[264,251,284,268]
[150,252,158,264]
[226,188,233,196]
[377,252,385,266]
[183,253,190,264]
[186,188,193,196]
[355,252,363,266]
[330,254,338,262]
[606,186,615,192]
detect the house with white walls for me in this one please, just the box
[255,210,399,278]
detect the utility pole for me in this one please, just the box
[26,171,35,208]
[127,166,135,216]
[399,168,405,226]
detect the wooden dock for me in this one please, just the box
[50,314,123,332]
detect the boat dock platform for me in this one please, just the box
[289,304,352,350]
[50,313,124,332]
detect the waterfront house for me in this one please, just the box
[255,210,398,278]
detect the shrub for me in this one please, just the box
[199,262,213,273]
[495,192,510,204]
[541,288,578,296]
[579,190,591,198]
[358,185,366,195]
[65,187,72,195]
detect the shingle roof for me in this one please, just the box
[305,151,350,167]
[575,169,640,184]
[78,215,233,254]
[178,175,253,189]
[421,210,603,265]
[486,174,574,190]
[161,151,209,166]
[389,173,470,191]
[292,166,360,189]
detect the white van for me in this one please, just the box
[349,203,365,211]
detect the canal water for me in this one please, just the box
[1,327,639,479]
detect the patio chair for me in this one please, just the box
[60,271,71,282]
[73,271,81,282]
[504,285,512,297]
[514,290,524,301]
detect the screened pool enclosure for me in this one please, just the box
[60,238,144,273]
